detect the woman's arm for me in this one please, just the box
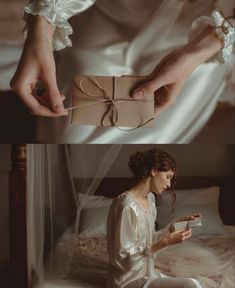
[132,26,223,116]
[10,0,95,116]
[133,7,235,116]
[151,207,196,254]
[108,204,147,271]
[151,229,192,254]
[10,15,65,116]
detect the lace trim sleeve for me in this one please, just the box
[23,0,96,51]
[189,9,235,63]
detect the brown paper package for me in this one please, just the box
[71,75,154,128]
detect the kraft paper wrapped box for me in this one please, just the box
[71,75,154,128]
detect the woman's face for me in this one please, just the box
[150,169,174,194]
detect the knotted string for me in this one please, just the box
[68,77,154,131]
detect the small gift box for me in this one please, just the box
[70,75,154,129]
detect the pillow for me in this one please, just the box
[175,186,220,207]
[159,186,220,206]
[79,204,111,237]
[172,205,228,236]
[157,186,220,229]
[78,193,113,208]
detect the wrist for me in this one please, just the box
[151,238,168,254]
[161,237,168,248]
[184,26,222,66]
[28,15,55,38]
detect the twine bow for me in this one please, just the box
[68,77,154,131]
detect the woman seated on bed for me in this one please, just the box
[107,148,203,288]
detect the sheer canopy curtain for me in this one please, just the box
[26,144,122,286]
[27,144,76,285]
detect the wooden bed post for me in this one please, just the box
[9,144,30,288]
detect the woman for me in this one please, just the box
[9,0,235,143]
[107,148,203,287]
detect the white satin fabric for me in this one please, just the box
[107,191,203,288]
[23,0,96,50]
[25,0,233,143]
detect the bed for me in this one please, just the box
[9,144,235,288]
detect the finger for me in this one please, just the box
[38,91,66,107]
[15,85,68,117]
[193,214,202,219]
[186,215,196,220]
[154,81,184,116]
[132,76,166,100]
[180,215,191,221]
[42,74,66,114]
[30,104,68,117]
[182,229,192,237]
[186,214,201,220]
[175,229,185,234]
[131,51,174,99]
[38,93,66,103]
[28,97,67,117]
[184,231,192,239]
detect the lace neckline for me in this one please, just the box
[125,191,151,212]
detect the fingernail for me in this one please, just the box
[54,104,65,114]
[133,89,144,98]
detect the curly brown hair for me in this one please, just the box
[128,148,177,211]
[128,147,177,182]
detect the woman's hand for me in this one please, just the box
[151,229,192,254]
[167,214,202,232]
[132,26,222,116]
[165,229,192,245]
[10,15,68,117]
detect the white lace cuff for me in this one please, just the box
[23,0,96,51]
[189,9,235,63]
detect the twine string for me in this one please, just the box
[68,76,154,131]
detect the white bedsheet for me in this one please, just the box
[34,226,235,288]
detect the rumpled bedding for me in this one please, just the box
[48,228,235,288]
[155,237,235,288]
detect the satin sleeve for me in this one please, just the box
[110,205,147,272]
[189,1,235,63]
[23,0,96,51]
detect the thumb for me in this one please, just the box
[132,77,165,99]
[43,75,66,114]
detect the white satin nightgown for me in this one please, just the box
[0,0,234,143]
[20,0,234,144]
[107,192,203,288]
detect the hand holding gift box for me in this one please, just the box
[70,75,155,129]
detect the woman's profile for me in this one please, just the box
[107,148,202,287]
